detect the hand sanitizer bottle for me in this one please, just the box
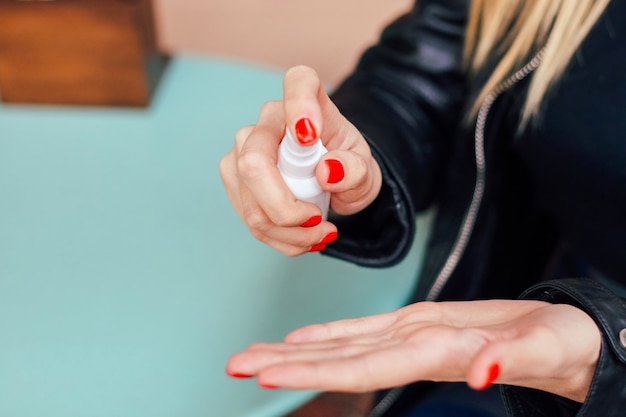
[277,128,330,220]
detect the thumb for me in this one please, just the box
[282,66,326,146]
[317,150,382,216]
[466,305,601,401]
[466,330,560,391]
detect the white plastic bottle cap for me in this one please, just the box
[277,128,330,219]
[278,128,327,178]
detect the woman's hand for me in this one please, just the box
[226,300,601,403]
[219,66,382,256]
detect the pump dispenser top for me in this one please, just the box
[277,128,330,219]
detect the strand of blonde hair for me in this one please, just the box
[465,0,610,128]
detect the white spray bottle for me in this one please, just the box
[277,128,330,220]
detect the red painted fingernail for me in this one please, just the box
[480,363,500,390]
[227,371,253,379]
[259,382,280,389]
[325,159,344,184]
[295,118,317,145]
[300,215,322,228]
[320,231,338,244]
[309,243,326,252]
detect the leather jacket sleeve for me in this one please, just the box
[323,0,470,267]
[502,278,626,417]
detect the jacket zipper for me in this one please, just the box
[425,48,546,301]
[366,48,546,417]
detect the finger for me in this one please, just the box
[317,150,382,215]
[219,150,245,220]
[228,338,392,379]
[466,327,559,391]
[249,224,338,256]
[261,321,497,391]
[255,342,439,392]
[282,66,326,145]
[238,102,321,226]
[219,125,257,221]
[282,66,356,149]
[234,125,255,152]
[249,332,397,353]
[284,303,455,345]
[285,311,399,343]
[236,192,312,255]
[234,122,301,236]
[282,66,375,221]
[237,172,338,252]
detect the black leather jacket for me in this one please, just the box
[324,1,626,416]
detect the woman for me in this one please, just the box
[219,0,626,416]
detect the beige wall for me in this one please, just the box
[153,0,413,88]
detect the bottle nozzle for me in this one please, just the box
[278,128,327,179]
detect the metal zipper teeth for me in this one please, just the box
[425,48,546,302]
[366,48,545,417]
[366,387,405,417]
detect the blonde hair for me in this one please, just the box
[464,0,610,127]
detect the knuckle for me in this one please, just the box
[288,233,314,248]
[349,156,370,188]
[271,210,298,227]
[351,153,369,173]
[396,302,441,324]
[283,246,306,257]
[528,324,559,344]
[258,100,281,118]
[218,153,233,178]
[234,125,254,149]
[245,209,269,232]
[237,149,266,180]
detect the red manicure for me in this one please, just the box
[480,363,500,390]
[295,118,317,145]
[320,231,338,244]
[259,382,280,389]
[309,243,326,252]
[227,371,253,379]
[300,215,322,228]
[325,159,344,184]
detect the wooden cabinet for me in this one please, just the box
[0,0,169,106]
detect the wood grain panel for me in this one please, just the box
[0,0,168,106]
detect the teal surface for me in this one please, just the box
[0,56,431,417]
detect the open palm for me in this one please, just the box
[226,299,600,402]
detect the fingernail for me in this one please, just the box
[325,159,344,184]
[320,231,338,244]
[300,215,322,228]
[480,363,500,390]
[295,118,317,145]
[259,382,280,389]
[309,243,326,252]
[227,371,253,379]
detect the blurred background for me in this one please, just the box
[0,3,420,416]
[155,0,413,88]
[0,0,413,106]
